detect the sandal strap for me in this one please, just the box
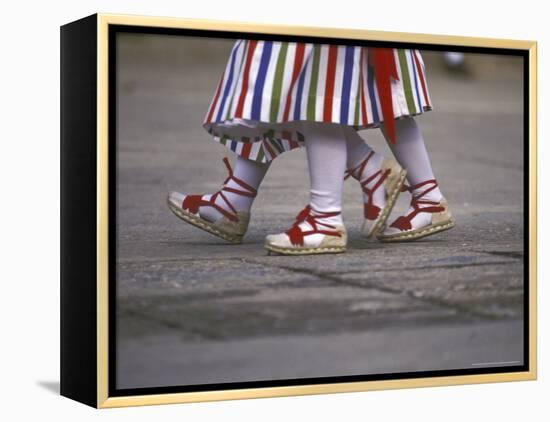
[344,151,390,219]
[391,179,444,231]
[181,157,257,223]
[286,206,342,246]
[220,157,257,198]
[344,150,374,181]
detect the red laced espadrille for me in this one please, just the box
[345,151,407,239]
[378,179,455,242]
[264,205,347,255]
[167,157,256,243]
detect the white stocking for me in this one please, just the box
[383,117,442,201]
[382,117,444,230]
[302,121,347,226]
[197,156,269,222]
[343,126,386,209]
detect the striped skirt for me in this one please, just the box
[203,40,432,163]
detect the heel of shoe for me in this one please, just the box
[214,212,250,238]
[382,158,407,194]
[377,198,456,242]
[431,199,454,226]
[359,158,406,238]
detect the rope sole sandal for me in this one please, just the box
[377,180,455,242]
[345,152,407,239]
[264,206,347,255]
[166,157,256,244]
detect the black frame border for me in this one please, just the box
[60,14,99,408]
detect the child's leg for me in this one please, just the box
[199,156,269,222]
[305,122,347,218]
[379,117,455,241]
[345,128,379,170]
[167,155,269,243]
[343,126,407,238]
[345,127,384,207]
[264,122,347,255]
[384,117,442,201]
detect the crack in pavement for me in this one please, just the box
[243,258,518,321]
[117,253,522,341]
[321,260,517,275]
[478,250,524,260]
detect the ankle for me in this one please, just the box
[310,188,342,218]
[221,180,255,212]
[347,151,384,183]
[418,187,443,203]
[408,179,443,204]
[309,207,343,226]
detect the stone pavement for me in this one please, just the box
[115,34,525,389]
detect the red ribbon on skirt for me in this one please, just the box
[372,48,399,144]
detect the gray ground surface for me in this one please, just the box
[115,35,525,389]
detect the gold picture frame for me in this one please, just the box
[60,13,537,408]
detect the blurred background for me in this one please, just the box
[115,34,525,389]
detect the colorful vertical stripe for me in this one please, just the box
[204,40,432,163]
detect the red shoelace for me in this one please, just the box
[285,205,342,246]
[344,151,391,220]
[390,179,444,231]
[181,157,257,223]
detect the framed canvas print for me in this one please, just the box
[60,13,537,408]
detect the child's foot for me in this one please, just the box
[345,151,407,239]
[167,158,256,243]
[377,179,455,242]
[264,206,347,255]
